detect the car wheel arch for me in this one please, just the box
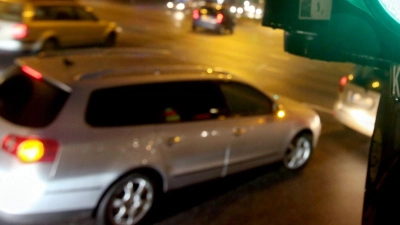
[283,129,314,170]
[92,166,166,218]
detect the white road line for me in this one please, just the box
[303,103,333,114]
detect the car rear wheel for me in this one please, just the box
[41,39,58,52]
[96,173,157,225]
[283,133,313,170]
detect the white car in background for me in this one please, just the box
[333,65,386,137]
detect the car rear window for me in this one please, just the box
[200,7,218,16]
[0,2,23,22]
[351,66,388,92]
[0,66,70,128]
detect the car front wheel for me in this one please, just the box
[96,173,157,225]
[103,33,117,47]
[283,133,313,170]
[40,39,58,52]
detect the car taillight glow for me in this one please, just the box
[193,9,200,19]
[216,13,224,23]
[12,24,28,39]
[21,65,43,80]
[2,135,58,163]
[339,75,348,92]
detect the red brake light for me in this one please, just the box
[193,9,200,19]
[339,75,348,92]
[21,65,43,80]
[2,135,58,163]
[216,13,224,24]
[12,24,27,39]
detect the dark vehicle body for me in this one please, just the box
[192,3,236,34]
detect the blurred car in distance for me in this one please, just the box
[0,48,321,225]
[192,3,236,34]
[333,65,386,137]
[0,0,119,54]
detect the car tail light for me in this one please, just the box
[21,65,43,80]
[216,13,224,24]
[339,75,348,92]
[2,135,58,163]
[193,9,200,19]
[11,24,28,39]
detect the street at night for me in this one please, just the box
[0,1,370,225]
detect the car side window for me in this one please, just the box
[34,6,75,21]
[157,81,228,123]
[85,81,228,127]
[220,82,273,117]
[74,7,98,21]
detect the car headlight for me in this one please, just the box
[167,2,174,9]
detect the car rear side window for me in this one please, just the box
[0,66,70,127]
[86,81,228,127]
[220,82,273,117]
[0,2,23,22]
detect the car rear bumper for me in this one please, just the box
[193,20,223,31]
[333,102,375,137]
[0,179,103,224]
[0,209,92,225]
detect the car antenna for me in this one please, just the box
[63,57,74,67]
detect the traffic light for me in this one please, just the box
[262,0,400,66]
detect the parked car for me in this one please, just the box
[192,3,236,34]
[333,65,387,137]
[0,0,118,54]
[0,48,321,225]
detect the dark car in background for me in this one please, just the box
[192,3,236,34]
[333,65,387,137]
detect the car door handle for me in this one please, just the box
[232,127,246,136]
[166,136,181,146]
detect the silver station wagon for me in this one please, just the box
[0,49,321,225]
[0,0,118,54]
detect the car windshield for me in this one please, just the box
[0,66,70,128]
[0,2,23,22]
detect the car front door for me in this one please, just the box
[219,82,288,175]
[155,81,233,189]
